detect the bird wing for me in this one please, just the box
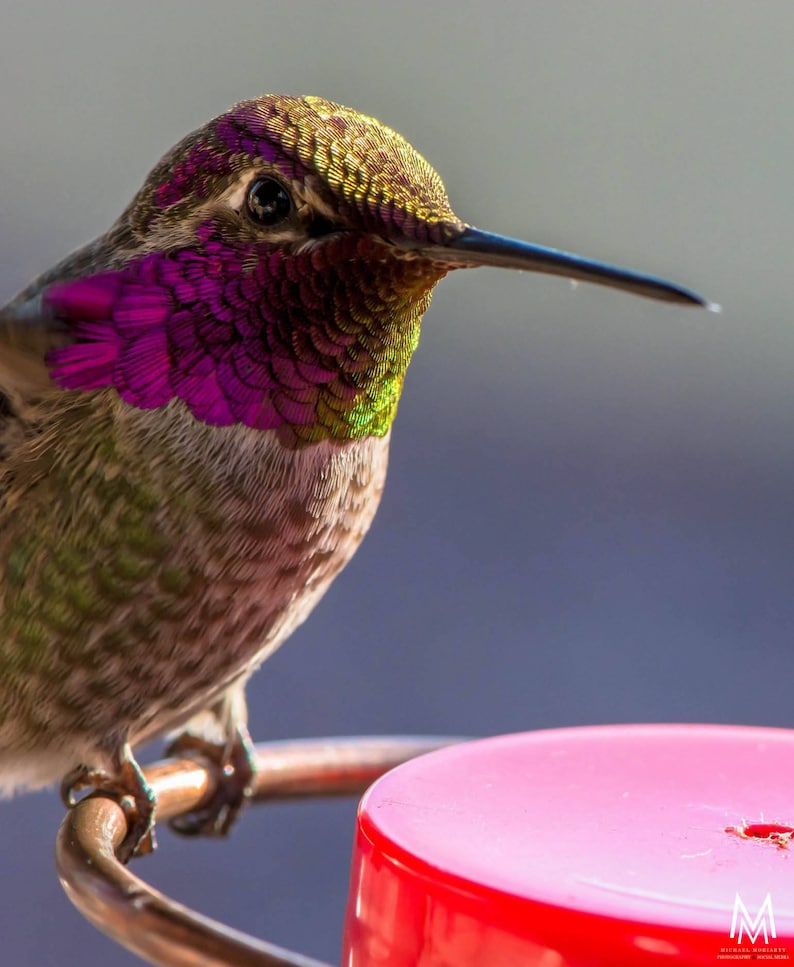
[0,252,105,471]
[0,289,71,398]
[0,233,116,401]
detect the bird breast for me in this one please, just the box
[0,391,390,759]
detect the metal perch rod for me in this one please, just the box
[56,735,457,967]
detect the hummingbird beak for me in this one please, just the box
[424,225,715,309]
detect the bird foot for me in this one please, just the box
[166,726,255,838]
[61,754,156,863]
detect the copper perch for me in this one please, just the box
[56,735,459,967]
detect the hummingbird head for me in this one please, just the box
[134,94,464,251]
[38,95,709,444]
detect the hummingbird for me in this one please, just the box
[0,95,710,861]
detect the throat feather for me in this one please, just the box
[46,233,444,442]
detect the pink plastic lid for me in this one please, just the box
[342,724,794,965]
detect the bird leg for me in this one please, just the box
[61,742,156,863]
[166,692,256,838]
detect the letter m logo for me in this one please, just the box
[730,892,776,945]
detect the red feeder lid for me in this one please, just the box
[342,724,794,965]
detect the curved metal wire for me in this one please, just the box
[56,735,458,967]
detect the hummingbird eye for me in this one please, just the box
[245,177,293,227]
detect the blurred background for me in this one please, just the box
[1,1,793,962]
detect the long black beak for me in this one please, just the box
[426,226,714,309]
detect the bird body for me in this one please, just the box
[0,393,388,792]
[0,94,708,856]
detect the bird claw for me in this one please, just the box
[166,726,255,838]
[60,752,157,863]
[61,763,108,807]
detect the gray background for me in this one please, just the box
[1,1,792,963]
